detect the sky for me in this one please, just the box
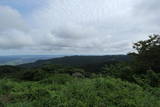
[0,0,160,55]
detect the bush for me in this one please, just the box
[19,69,47,81]
[1,76,160,107]
[53,77,160,107]
[39,74,74,84]
[102,63,134,81]
[133,70,160,87]
[0,79,14,95]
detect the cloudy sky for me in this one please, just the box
[0,0,159,55]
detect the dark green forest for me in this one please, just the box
[0,35,160,107]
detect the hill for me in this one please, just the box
[21,55,131,67]
[20,55,131,72]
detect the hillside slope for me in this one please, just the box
[20,55,131,67]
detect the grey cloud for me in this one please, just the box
[134,0,160,26]
[136,0,160,12]
[29,0,135,54]
[0,6,33,49]
[0,0,160,55]
[0,30,34,49]
[0,6,28,31]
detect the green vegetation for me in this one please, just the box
[0,35,159,107]
[0,76,160,107]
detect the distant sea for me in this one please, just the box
[0,55,64,65]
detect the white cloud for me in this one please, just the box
[0,5,27,31]
[29,0,135,54]
[0,29,34,49]
[0,5,34,50]
[0,0,160,55]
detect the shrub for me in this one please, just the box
[39,74,74,84]
[102,63,134,81]
[56,77,160,107]
[19,69,47,81]
[1,76,160,107]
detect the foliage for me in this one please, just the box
[133,70,160,87]
[19,69,47,81]
[102,63,134,81]
[0,76,159,107]
[130,34,160,72]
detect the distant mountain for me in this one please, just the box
[0,55,63,65]
[20,55,131,72]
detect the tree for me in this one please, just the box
[129,34,160,72]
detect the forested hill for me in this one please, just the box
[19,55,131,70]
